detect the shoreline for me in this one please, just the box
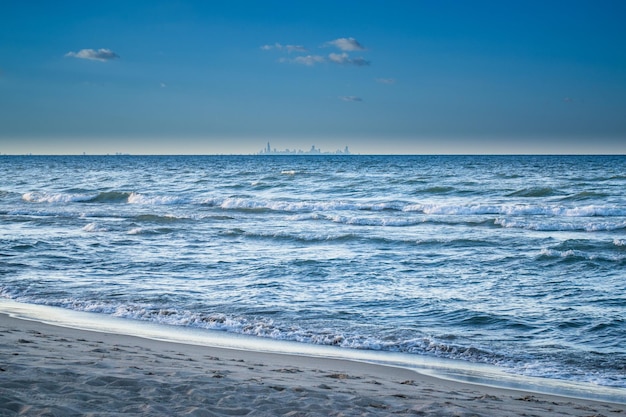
[1,303,625,416]
[1,299,625,404]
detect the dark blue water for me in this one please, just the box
[1,155,625,387]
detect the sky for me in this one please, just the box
[1,0,625,155]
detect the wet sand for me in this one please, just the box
[1,313,624,416]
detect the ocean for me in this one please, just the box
[1,154,625,391]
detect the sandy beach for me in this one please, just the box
[0,313,623,416]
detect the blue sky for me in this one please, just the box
[1,0,625,154]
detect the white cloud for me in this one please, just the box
[285,45,308,53]
[339,96,363,102]
[280,55,326,66]
[264,37,370,68]
[325,37,366,51]
[328,53,349,64]
[65,48,119,61]
[376,78,396,84]
[261,43,308,53]
[328,52,370,66]
[278,52,369,67]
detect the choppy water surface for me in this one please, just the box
[1,155,625,388]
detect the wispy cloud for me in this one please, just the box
[279,55,326,66]
[328,53,370,66]
[264,37,370,68]
[376,78,396,84]
[339,96,363,102]
[261,43,308,53]
[278,53,370,67]
[325,37,366,51]
[65,48,119,62]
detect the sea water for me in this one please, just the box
[1,155,624,389]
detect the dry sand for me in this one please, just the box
[1,313,624,416]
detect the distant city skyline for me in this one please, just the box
[258,142,351,155]
[1,1,625,155]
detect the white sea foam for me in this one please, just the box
[330,215,421,227]
[8,209,77,218]
[127,192,189,205]
[82,222,108,233]
[22,192,95,204]
[538,247,625,263]
[404,203,500,215]
[19,190,626,220]
[218,197,360,212]
[539,248,578,258]
[404,203,626,217]
[496,218,626,232]
[157,195,625,217]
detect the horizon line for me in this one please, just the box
[2,153,625,157]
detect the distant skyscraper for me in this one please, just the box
[257,142,352,155]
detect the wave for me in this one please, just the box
[81,216,183,235]
[126,226,175,235]
[2,280,625,389]
[18,189,626,218]
[82,222,109,233]
[0,293,507,363]
[203,197,403,212]
[132,214,190,223]
[0,190,22,200]
[328,215,422,227]
[13,198,626,234]
[507,187,562,198]
[127,192,190,205]
[21,191,192,206]
[496,218,626,232]
[22,191,133,204]
[289,212,493,228]
[7,209,80,218]
[549,239,626,253]
[404,203,626,217]
[22,191,95,204]
[538,248,625,263]
[210,199,626,218]
[560,191,610,201]
[221,226,498,247]
[414,186,456,195]
[88,191,132,203]
[220,229,359,243]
